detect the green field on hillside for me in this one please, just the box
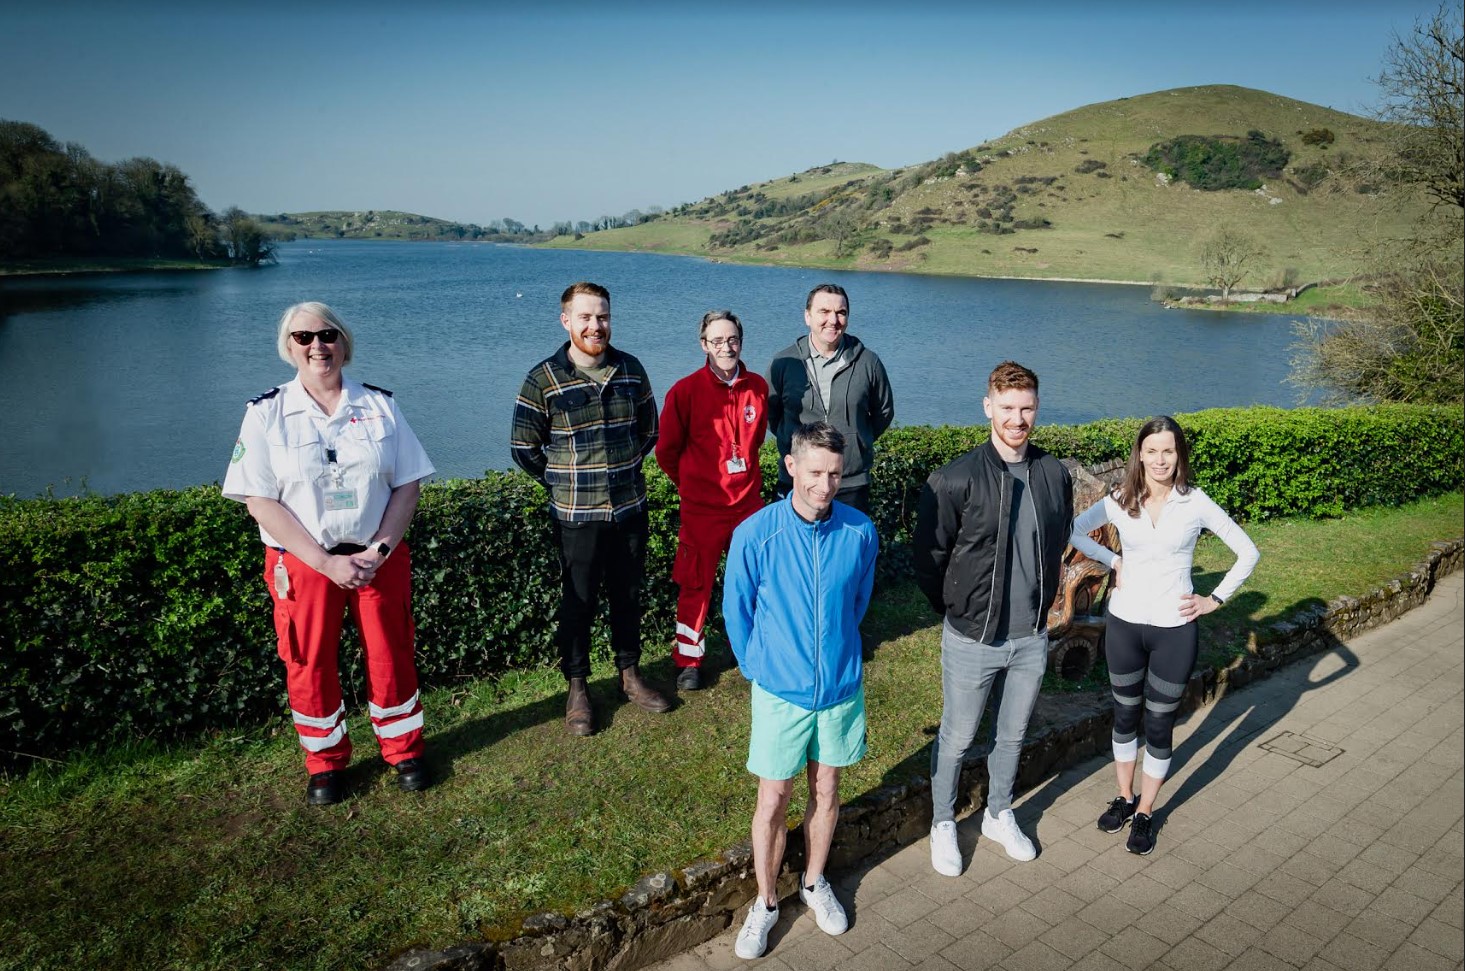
[544,86,1429,289]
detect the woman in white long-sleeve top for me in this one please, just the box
[1068,416,1258,855]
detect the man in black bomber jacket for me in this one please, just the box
[912,360,1074,874]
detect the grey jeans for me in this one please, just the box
[930,619,1048,821]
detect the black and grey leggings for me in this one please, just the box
[1106,613,1198,781]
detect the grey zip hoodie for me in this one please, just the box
[766,333,895,490]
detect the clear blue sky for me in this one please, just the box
[0,0,1435,228]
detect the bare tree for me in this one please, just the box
[1291,264,1463,404]
[1292,5,1464,405]
[1375,3,1464,225]
[1198,226,1265,300]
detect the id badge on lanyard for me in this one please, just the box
[322,445,359,510]
[324,488,359,511]
[726,391,749,475]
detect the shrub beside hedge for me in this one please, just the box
[1,404,1459,760]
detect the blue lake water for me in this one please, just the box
[0,240,1308,498]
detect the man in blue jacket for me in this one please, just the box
[723,421,879,960]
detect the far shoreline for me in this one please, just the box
[540,237,1157,287]
[538,239,1357,314]
[0,258,233,279]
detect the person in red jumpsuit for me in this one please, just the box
[655,310,769,691]
[223,301,435,806]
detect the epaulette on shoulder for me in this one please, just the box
[362,382,393,397]
[247,387,282,406]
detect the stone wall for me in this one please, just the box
[383,537,1462,971]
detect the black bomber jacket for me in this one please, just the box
[912,439,1074,644]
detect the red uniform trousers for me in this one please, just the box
[672,499,762,667]
[265,544,425,775]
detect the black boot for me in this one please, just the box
[306,770,344,806]
[394,758,432,792]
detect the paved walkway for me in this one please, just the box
[652,573,1464,971]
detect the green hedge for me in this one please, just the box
[873,404,1465,540]
[1,404,1459,761]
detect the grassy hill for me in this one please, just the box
[543,86,1426,287]
[253,210,548,243]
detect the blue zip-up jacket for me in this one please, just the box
[723,497,879,711]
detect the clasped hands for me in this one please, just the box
[321,550,387,589]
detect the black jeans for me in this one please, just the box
[551,514,648,680]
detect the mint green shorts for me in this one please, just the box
[747,683,867,781]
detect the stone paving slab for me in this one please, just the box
[649,573,1464,970]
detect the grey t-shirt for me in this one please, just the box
[999,459,1043,639]
[807,340,845,416]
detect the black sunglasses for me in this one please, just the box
[289,328,341,346]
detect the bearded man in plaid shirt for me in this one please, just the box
[511,281,673,736]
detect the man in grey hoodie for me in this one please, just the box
[766,284,895,515]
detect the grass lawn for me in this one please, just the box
[1159,282,1378,320]
[540,219,715,254]
[1194,493,1465,669]
[1,492,1459,971]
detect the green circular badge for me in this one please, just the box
[231,439,246,464]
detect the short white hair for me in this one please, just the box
[275,301,355,366]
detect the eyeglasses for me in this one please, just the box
[703,336,742,349]
[289,329,341,346]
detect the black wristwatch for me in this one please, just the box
[1210,593,1225,606]
[375,542,392,558]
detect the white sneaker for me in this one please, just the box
[734,900,780,959]
[799,873,849,935]
[930,820,963,876]
[981,808,1037,861]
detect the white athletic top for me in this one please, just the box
[1068,485,1258,628]
[222,376,434,549]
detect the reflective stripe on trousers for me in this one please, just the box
[266,544,425,774]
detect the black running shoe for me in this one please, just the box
[1127,812,1156,855]
[1098,795,1139,833]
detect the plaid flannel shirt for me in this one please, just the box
[510,342,658,522]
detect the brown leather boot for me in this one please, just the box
[618,665,672,714]
[565,677,594,736]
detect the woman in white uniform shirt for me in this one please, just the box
[1068,416,1258,854]
[223,302,435,806]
